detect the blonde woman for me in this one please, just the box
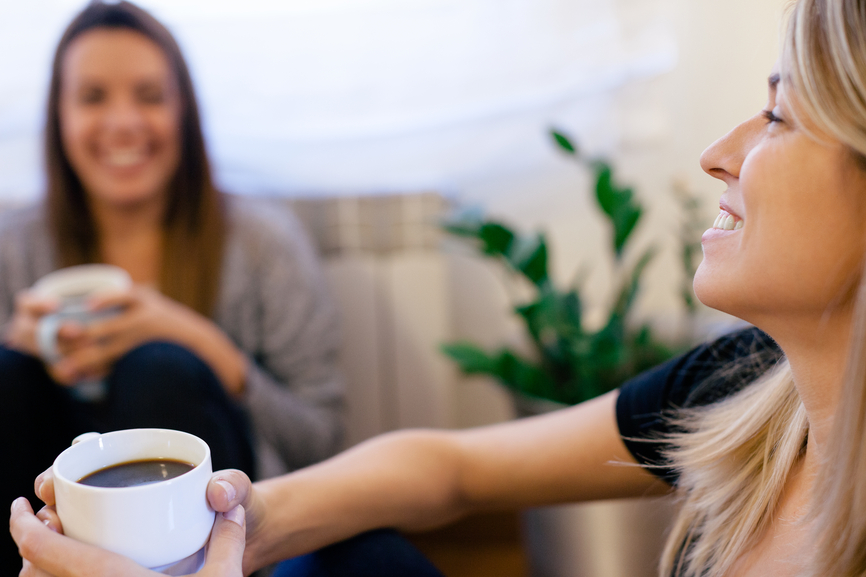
[11,0,866,575]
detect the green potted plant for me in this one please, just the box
[441,129,689,409]
[440,129,704,577]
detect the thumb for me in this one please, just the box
[201,506,246,576]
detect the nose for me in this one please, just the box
[699,116,761,183]
[103,95,144,133]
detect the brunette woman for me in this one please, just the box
[1,2,344,575]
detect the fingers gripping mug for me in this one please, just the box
[52,429,216,575]
[32,264,132,401]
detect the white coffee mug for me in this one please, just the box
[52,429,216,573]
[32,265,132,401]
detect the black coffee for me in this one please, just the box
[78,459,195,488]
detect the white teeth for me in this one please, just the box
[710,211,744,231]
[105,149,145,167]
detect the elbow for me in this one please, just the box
[377,429,469,527]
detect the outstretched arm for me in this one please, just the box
[243,389,669,570]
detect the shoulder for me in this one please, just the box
[225,196,316,253]
[0,203,52,264]
[615,326,781,483]
[0,203,54,298]
[0,203,49,241]
[222,195,324,281]
[677,326,782,408]
[618,326,781,413]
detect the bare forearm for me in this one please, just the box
[162,305,247,396]
[453,392,671,508]
[246,430,465,570]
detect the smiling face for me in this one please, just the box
[59,28,182,212]
[694,73,866,329]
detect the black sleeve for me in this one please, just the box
[615,327,782,485]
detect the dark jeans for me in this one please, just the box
[272,529,444,577]
[1,342,255,576]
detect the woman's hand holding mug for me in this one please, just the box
[10,498,246,577]
[11,465,259,577]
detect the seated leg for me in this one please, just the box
[0,346,81,576]
[272,529,444,577]
[103,342,256,476]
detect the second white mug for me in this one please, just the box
[32,264,132,401]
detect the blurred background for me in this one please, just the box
[0,0,786,317]
[0,0,789,574]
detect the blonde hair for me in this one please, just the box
[659,1,866,575]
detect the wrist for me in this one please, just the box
[245,477,309,570]
[225,351,248,397]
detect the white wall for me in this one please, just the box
[455,0,789,334]
[0,0,676,202]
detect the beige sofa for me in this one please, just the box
[286,192,515,447]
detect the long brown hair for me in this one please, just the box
[45,0,225,317]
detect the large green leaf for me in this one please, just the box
[613,205,642,257]
[506,233,549,287]
[592,163,644,259]
[551,129,578,155]
[494,351,559,399]
[478,223,515,256]
[594,164,618,218]
[443,342,561,400]
[611,246,656,321]
[440,342,499,374]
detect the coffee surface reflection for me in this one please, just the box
[78,459,195,488]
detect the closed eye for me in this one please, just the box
[762,109,782,124]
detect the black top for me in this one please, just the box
[615,327,783,485]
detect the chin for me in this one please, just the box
[89,181,168,209]
[693,263,737,317]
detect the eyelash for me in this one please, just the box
[762,109,782,123]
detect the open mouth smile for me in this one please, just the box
[711,209,744,231]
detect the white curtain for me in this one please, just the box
[0,0,676,201]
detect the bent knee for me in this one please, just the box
[111,342,220,399]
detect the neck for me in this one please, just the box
[88,195,166,244]
[759,308,853,457]
[87,194,167,285]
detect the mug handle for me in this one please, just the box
[71,432,101,446]
[36,314,62,364]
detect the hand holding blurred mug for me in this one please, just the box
[3,291,62,358]
[52,284,249,397]
[52,285,197,385]
[18,265,133,399]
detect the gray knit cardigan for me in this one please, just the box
[0,197,345,479]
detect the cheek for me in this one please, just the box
[148,108,182,161]
[59,113,95,172]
